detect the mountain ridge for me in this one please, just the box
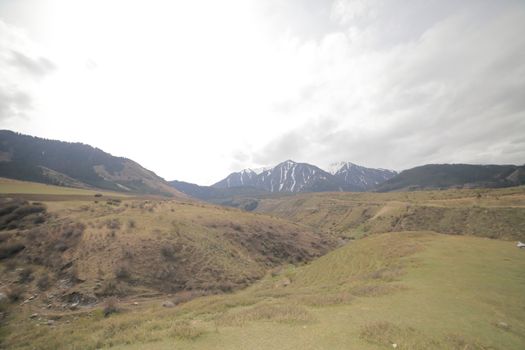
[375,163,525,192]
[0,130,184,197]
[212,160,397,193]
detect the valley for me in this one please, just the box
[1,177,524,349]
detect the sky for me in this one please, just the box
[0,0,524,185]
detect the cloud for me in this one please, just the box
[234,0,525,172]
[0,90,33,121]
[0,20,56,122]
[9,50,56,77]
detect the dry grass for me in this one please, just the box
[255,186,525,241]
[216,303,314,327]
[2,185,525,349]
[170,320,205,340]
[360,321,495,350]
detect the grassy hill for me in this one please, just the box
[376,164,525,192]
[2,231,524,349]
[1,181,525,349]
[254,186,525,241]
[0,130,183,197]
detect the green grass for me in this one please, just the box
[4,231,524,349]
[2,184,525,349]
[0,177,126,197]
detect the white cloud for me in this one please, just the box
[0,0,524,185]
[242,0,525,173]
[0,20,56,122]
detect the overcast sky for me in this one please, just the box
[0,0,524,185]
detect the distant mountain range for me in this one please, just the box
[328,161,398,191]
[170,160,398,202]
[2,130,524,200]
[375,164,525,192]
[213,160,397,193]
[0,130,183,197]
[171,161,525,200]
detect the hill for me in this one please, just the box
[0,181,335,308]
[376,163,525,192]
[254,186,525,241]
[3,231,524,349]
[2,182,525,349]
[0,130,183,197]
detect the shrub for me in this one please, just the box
[161,244,176,260]
[97,280,128,297]
[103,297,119,317]
[54,240,69,252]
[37,274,51,290]
[231,223,243,232]
[0,202,46,230]
[127,219,136,229]
[114,265,131,280]
[106,218,121,230]
[6,285,25,302]
[0,243,25,259]
[18,267,34,283]
[106,199,121,206]
[62,222,85,238]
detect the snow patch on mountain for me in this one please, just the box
[213,160,398,193]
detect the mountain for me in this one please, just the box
[212,169,258,188]
[375,163,525,192]
[0,130,183,197]
[328,161,397,191]
[212,160,397,193]
[213,160,341,193]
[255,160,348,192]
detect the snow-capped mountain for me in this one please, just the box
[213,168,258,188]
[214,160,343,192]
[252,160,343,192]
[212,160,395,193]
[329,162,398,191]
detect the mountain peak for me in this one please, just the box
[240,168,256,175]
[212,160,396,193]
[327,161,359,175]
[279,159,297,166]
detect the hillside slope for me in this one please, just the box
[4,232,524,349]
[376,163,525,192]
[0,184,335,307]
[0,130,183,197]
[254,186,525,241]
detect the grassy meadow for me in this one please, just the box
[3,232,524,349]
[0,178,130,199]
[1,180,525,349]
